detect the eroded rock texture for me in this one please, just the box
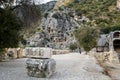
[26,58,56,78]
[25,47,56,78]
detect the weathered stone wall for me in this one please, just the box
[25,47,52,58]
[7,48,25,59]
[52,49,70,55]
[88,51,119,64]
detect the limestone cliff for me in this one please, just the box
[14,1,56,28]
[26,1,87,49]
[40,1,56,12]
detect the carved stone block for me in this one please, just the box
[26,58,56,78]
[25,47,52,58]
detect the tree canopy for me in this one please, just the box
[0,3,22,53]
[74,26,98,52]
[0,0,30,53]
[0,0,41,53]
[69,43,77,51]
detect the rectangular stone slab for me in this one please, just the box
[25,47,52,58]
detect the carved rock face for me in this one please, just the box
[25,47,52,58]
[26,58,56,78]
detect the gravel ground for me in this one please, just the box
[104,62,120,80]
[0,53,111,80]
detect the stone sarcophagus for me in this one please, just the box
[26,58,56,78]
[25,47,56,78]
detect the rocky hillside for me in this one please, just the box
[14,1,56,28]
[41,1,56,12]
[54,0,73,9]
[25,0,120,49]
[14,1,56,40]
[66,0,120,33]
[26,1,88,49]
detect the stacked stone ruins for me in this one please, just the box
[25,47,56,78]
[95,30,120,63]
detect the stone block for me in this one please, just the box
[26,58,56,78]
[25,47,52,58]
[7,48,25,58]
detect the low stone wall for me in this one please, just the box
[25,47,70,56]
[25,47,52,58]
[88,51,119,64]
[52,49,70,55]
[7,48,25,59]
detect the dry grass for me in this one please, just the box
[89,52,112,78]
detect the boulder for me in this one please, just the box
[26,58,56,78]
[25,47,52,58]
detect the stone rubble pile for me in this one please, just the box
[25,47,56,78]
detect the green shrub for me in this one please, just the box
[74,26,98,52]
[69,43,77,51]
[0,9,22,51]
[58,7,64,11]
[67,3,73,8]
[100,25,120,34]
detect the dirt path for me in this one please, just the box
[0,53,111,80]
[104,62,120,80]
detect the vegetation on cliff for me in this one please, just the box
[65,0,120,51]
[67,0,120,33]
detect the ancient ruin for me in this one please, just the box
[96,31,120,63]
[25,47,56,78]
